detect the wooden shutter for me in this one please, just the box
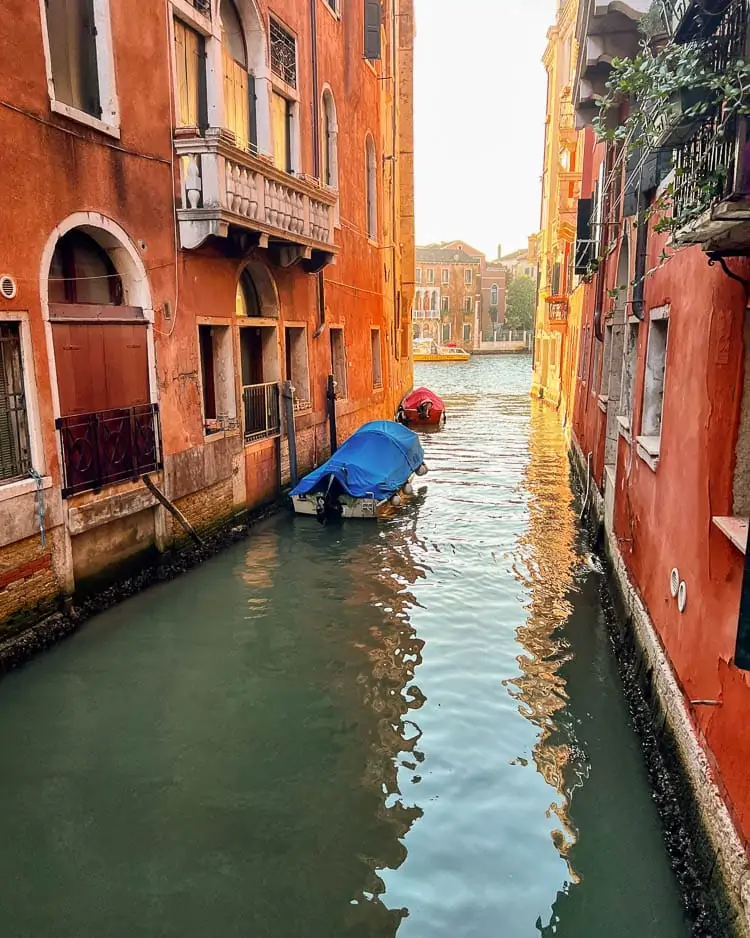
[364,0,382,60]
[223,50,250,149]
[175,19,201,128]
[272,92,289,171]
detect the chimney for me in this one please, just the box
[497,243,503,261]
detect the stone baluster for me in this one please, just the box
[239,168,250,216]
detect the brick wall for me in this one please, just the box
[0,530,64,638]
[173,478,234,540]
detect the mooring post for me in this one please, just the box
[327,374,338,455]
[282,380,299,487]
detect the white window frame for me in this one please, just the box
[284,324,312,411]
[0,311,47,494]
[637,305,669,468]
[441,322,451,343]
[38,0,121,138]
[463,323,471,343]
[321,0,341,19]
[416,268,422,284]
[441,296,449,313]
[330,326,347,399]
[464,297,472,314]
[371,328,383,389]
[441,268,449,284]
[490,284,499,306]
[464,268,473,285]
[269,16,301,174]
[197,320,238,438]
[426,269,435,284]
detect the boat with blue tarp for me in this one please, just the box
[290,420,427,521]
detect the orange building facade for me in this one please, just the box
[0,0,415,635]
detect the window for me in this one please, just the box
[49,231,123,305]
[325,0,340,13]
[620,320,640,422]
[416,268,422,284]
[235,269,262,317]
[490,284,499,306]
[174,18,207,130]
[321,90,338,189]
[441,322,451,343]
[285,327,311,409]
[270,19,297,87]
[330,327,347,398]
[371,329,382,388]
[272,92,296,172]
[431,292,437,311]
[366,135,377,239]
[199,325,236,433]
[442,268,449,284]
[641,309,669,443]
[426,269,435,284]
[364,0,382,60]
[464,297,472,314]
[240,325,280,442]
[221,0,255,151]
[441,296,449,313]
[463,323,471,343]
[44,0,104,121]
[464,268,473,285]
[0,324,31,483]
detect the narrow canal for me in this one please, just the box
[0,356,690,937]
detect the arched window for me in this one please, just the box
[414,292,421,311]
[221,0,256,151]
[491,283,498,306]
[431,291,436,311]
[321,90,338,189]
[235,267,262,317]
[49,231,123,305]
[366,135,377,240]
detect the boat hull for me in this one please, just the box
[399,387,446,427]
[292,482,414,520]
[414,352,470,363]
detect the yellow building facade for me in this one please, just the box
[531,0,585,427]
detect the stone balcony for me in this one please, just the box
[174,129,338,270]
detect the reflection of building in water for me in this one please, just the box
[340,522,427,924]
[509,402,583,881]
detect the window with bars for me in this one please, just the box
[270,19,297,88]
[0,324,31,483]
[190,0,211,13]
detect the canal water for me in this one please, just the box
[0,356,690,937]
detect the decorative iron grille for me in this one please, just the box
[56,404,162,498]
[661,0,733,41]
[546,296,569,322]
[0,323,31,483]
[270,19,297,88]
[242,382,280,443]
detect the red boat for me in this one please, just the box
[397,387,446,428]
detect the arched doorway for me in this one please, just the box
[46,223,159,496]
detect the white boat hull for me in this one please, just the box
[291,478,418,520]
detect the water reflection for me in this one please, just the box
[509,402,584,887]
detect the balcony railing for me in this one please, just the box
[56,404,162,499]
[175,129,338,267]
[242,382,280,444]
[660,0,733,41]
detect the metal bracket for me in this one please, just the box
[707,253,750,295]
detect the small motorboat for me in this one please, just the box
[413,340,470,363]
[397,387,446,428]
[290,421,427,523]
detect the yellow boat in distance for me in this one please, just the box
[413,340,471,363]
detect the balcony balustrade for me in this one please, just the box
[660,0,733,41]
[546,296,569,329]
[175,129,338,270]
[56,404,162,499]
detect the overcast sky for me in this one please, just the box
[413,0,556,259]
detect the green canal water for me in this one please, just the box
[0,356,689,937]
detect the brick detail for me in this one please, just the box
[0,533,63,635]
[172,478,234,539]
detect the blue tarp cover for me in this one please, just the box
[290,421,424,501]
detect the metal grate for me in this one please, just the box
[242,382,280,443]
[189,0,211,15]
[56,404,162,498]
[270,19,297,88]
[0,324,31,482]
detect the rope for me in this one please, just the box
[28,468,46,548]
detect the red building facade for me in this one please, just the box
[0,0,415,633]
[568,0,750,925]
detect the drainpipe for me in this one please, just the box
[631,181,647,321]
[309,0,326,340]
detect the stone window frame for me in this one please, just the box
[38,0,121,138]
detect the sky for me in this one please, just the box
[413,0,557,259]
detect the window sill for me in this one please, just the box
[598,394,609,412]
[713,516,749,554]
[617,415,632,444]
[203,426,241,443]
[636,434,660,471]
[50,100,120,139]
[0,475,52,503]
[368,238,379,248]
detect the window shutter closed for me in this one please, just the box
[364,0,382,60]
[574,197,595,274]
[81,0,101,117]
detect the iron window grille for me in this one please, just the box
[270,19,297,88]
[189,0,211,15]
[56,404,162,498]
[242,382,280,443]
[0,323,32,483]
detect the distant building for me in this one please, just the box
[413,240,508,347]
[499,236,539,284]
